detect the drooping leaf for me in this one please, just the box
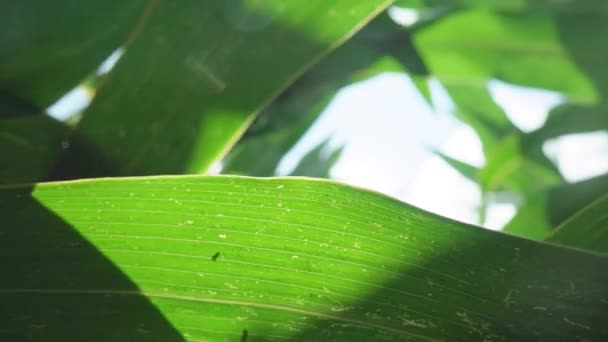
[53,0,394,179]
[1,176,607,340]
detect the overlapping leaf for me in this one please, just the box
[53,0,393,178]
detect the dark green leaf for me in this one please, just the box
[546,193,608,254]
[0,1,146,108]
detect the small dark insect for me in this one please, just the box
[211,251,220,261]
[240,329,248,342]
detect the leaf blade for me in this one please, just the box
[1,175,607,340]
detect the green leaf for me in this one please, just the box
[502,194,552,240]
[53,1,393,178]
[397,1,608,19]
[479,134,561,194]
[414,9,597,103]
[522,8,608,155]
[546,193,608,254]
[504,173,608,239]
[0,1,146,108]
[548,173,608,225]
[433,151,479,184]
[1,176,607,340]
[0,116,68,184]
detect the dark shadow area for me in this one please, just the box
[0,90,42,119]
[0,186,184,341]
[291,218,608,340]
[0,1,147,109]
[0,115,68,185]
[50,130,121,180]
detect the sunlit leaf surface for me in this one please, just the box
[1,176,606,340]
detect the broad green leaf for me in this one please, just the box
[54,1,393,178]
[0,1,146,108]
[546,193,608,254]
[1,176,607,340]
[0,116,68,184]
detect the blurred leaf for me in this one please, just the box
[503,194,551,240]
[479,135,561,194]
[52,0,393,179]
[523,9,608,155]
[477,134,523,223]
[221,84,337,176]
[0,116,68,184]
[414,10,597,102]
[359,12,434,104]
[505,173,608,239]
[548,173,608,225]
[289,139,344,178]
[2,176,607,340]
[223,11,418,177]
[434,151,478,183]
[546,193,608,254]
[396,0,608,14]
[0,1,146,108]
